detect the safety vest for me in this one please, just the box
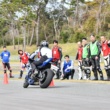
[102,40,110,56]
[78,47,83,60]
[63,60,72,73]
[52,46,60,61]
[20,53,28,64]
[82,44,88,58]
[90,41,98,56]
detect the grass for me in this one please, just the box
[0,43,77,62]
[58,43,77,56]
[0,43,77,56]
[0,44,105,68]
[0,45,37,55]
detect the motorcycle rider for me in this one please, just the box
[89,35,104,80]
[29,40,52,77]
[100,36,110,81]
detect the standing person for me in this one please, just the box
[52,40,62,79]
[76,41,83,80]
[100,36,110,81]
[89,35,104,80]
[18,50,29,79]
[1,46,14,78]
[82,38,91,80]
[61,55,75,80]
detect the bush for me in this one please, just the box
[15,37,23,45]
[73,32,86,42]
[60,31,69,43]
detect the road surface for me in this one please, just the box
[0,79,110,110]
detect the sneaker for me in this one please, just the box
[60,77,64,80]
[60,75,64,80]
[78,77,83,80]
[100,77,104,81]
[86,78,90,80]
[55,77,59,79]
[80,77,83,80]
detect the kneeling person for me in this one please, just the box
[61,55,74,80]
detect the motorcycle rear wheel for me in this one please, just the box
[23,78,29,88]
[39,69,54,88]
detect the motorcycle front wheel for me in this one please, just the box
[23,76,29,88]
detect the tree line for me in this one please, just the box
[0,0,110,50]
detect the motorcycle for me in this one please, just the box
[23,57,59,88]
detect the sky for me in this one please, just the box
[0,0,94,19]
[85,0,93,1]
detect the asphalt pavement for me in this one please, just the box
[0,79,110,110]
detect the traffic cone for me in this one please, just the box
[49,79,54,87]
[3,73,9,84]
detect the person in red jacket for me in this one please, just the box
[52,40,62,79]
[18,50,29,78]
[100,36,110,81]
[76,41,83,80]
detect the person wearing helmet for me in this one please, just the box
[29,40,52,75]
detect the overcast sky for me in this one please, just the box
[85,0,93,1]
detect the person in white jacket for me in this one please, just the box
[29,41,52,76]
[61,55,75,80]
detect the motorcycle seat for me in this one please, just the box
[37,58,52,69]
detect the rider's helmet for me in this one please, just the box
[40,40,49,48]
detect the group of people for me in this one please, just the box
[76,35,110,81]
[0,40,74,80]
[18,40,74,80]
[1,35,110,81]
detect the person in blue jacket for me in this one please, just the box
[61,55,75,80]
[1,46,14,78]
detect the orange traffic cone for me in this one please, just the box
[49,79,54,87]
[3,73,9,84]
